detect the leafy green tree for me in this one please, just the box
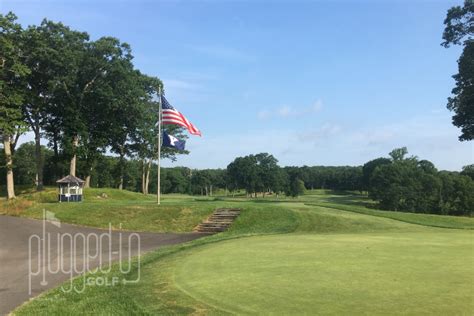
[442,1,474,141]
[272,167,289,197]
[362,158,392,191]
[286,177,305,198]
[80,38,147,188]
[90,155,117,188]
[255,153,280,197]
[227,155,260,196]
[191,169,212,195]
[368,148,472,215]
[227,153,284,197]
[284,167,305,197]
[163,167,191,194]
[389,147,409,161]
[438,171,474,216]
[460,164,474,180]
[21,20,88,190]
[13,142,53,186]
[130,76,189,194]
[0,12,30,199]
[417,160,437,174]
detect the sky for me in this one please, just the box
[2,0,473,170]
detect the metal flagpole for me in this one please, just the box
[157,87,162,205]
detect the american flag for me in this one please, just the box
[161,95,201,136]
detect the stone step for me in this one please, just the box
[198,223,231,227]
[194,208,241,233]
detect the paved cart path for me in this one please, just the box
[0,215,208,315]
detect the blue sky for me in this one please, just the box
[2,0,473,170]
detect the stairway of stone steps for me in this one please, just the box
[194,208,241,233]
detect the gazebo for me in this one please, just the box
[56,175,85,202]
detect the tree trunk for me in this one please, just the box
[51,134,59,180]
[119,176,124,190]
[210,185,213,197]
[69,135,79,176]
[84,165,93,188]
[118,146,125,190]
[141,160,146,194]
[205,186,208,196]
[144,160,151,195]
[33,126,44,191]
[4,136,16,199]
[85,175,91,188]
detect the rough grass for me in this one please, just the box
[10,189,474,315]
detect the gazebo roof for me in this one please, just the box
[56,175,85,185]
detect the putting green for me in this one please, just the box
[174,232,474,315]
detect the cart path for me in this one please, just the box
[0,215,208,315]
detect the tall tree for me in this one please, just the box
[22,20,88,189]
[362,158,392,191]
[129,76,189,194]
[460,164,474,180]
[255,153,280,197]
[0,12,30,199]
[227,155,259,197]
[79,37,144,187]
[389,147,409,161]
[442,1,474,141]
[37,22,90,178]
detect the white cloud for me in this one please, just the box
[165,113,472,171]
[310,100,323,112]
[258,99,324,120]
[257,110,271,120]
[189,44,256,62]
[297,123,342,143]
[163,79,199,91]
[277,105,292,117]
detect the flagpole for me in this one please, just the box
[157,87,162,205]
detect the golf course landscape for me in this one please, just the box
[2,1,474,315]
[2,188,473,315]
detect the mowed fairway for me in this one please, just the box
[174,232,474,315]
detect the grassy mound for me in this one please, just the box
[0,188,217,232]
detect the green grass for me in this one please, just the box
[0,188,219,232]
[174,232,474,315]
[10,189,474,315]
[302,191,474,229]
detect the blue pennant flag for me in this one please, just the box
[162,131,186,150]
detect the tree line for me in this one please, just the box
[364,148,473,216]
[3,142,473,215]
[0,12,187,199]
